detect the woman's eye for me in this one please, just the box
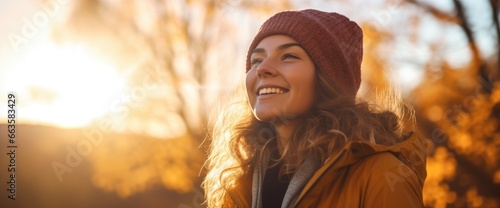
[282,54,298,60]
[251,58,262,66]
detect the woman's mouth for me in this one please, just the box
[257,87,289,96]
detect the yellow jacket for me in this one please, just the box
[227,132,428,208]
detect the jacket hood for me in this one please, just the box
[325,131,429,184]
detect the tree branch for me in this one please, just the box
[405,0,459,24]
[489,0,500,75]
[452,0,494,94]
[452,0,481,65]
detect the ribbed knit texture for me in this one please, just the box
[246,9,363,97]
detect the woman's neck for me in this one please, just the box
[273,119,301,156]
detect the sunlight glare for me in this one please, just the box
[6,40,126,128]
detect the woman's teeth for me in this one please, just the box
[259,88,286,95]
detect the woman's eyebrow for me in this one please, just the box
[276,42,302,51]
[251,42,302,55]
[251,47,265,55]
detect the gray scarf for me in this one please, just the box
[251,151,322,208]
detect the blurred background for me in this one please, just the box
[0,0,499,207]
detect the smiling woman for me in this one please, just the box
[2,38,126,128]
[204,9,428,208]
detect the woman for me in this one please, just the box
[203,9,428,208]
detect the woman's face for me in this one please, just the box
[246,35,316,123]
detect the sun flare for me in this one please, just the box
[2,39,126,128]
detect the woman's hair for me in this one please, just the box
[202,68,416,207]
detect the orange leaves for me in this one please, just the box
[423,147,457,207]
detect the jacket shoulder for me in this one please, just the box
[351,152,425,208]
[297,152,424,208]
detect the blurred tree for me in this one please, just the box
[402,0,500,207]
[48,0,291,199]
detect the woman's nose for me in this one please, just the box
[256,59,278,78]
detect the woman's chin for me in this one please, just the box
[253,111,300,125]
[252,110,280,122]
[253,113,274,122]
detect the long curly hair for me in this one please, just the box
[202,68,416,207]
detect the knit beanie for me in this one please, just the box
[246,9,363,97]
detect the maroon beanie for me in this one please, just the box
[246,9,363,97]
